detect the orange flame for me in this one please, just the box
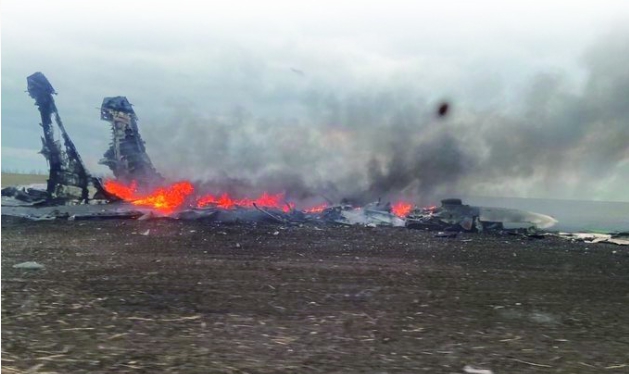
[197,192,293,212]
[132,182,194,213]
[104,180,194,214]
[391,201,413,217]
[104,179,414,217]
[104,179,138,200]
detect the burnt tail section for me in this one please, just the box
[99,97,163,187]
[26,72,108,202]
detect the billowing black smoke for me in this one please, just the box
[146,29,629,205]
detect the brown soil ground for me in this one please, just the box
[2,217,628,373]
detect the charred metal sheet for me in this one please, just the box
[406,199,481,231]
[99,96,162,187]
[1,185,48,205]
[557,232,629,246]
[26,72,109,203]
[406,198,557,232]
[319,201,405,227]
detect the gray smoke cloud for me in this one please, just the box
[144,28,629,205]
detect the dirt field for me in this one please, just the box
[2,217,628,373]
[1,174,47,188]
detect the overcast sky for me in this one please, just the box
[2,0,629,202]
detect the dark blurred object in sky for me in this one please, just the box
[437,102,449,117]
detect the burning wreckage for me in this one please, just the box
[5,72,112,203]
[2,72,561,236]
[99,96,163,187]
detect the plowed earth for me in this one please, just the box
[2,217,628,373]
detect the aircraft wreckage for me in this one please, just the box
[99,96,163,186]
[18,72,110,202]
[2,72,571,238]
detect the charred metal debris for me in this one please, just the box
[99,96,163,187]
[405,198,557,233]
[3,72,564,238]
[3,72,161,204]
[23,72,109,203]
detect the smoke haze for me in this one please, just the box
[2,1,628,203]
[146,28,629,204]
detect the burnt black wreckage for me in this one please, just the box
[3,73,161,207]
[25,72,109,203]
[405,198,557,233]
[2,73,558,234]
[99,96,163,187]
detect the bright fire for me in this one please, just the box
[132,182,194,213]
[197,192,293,212]
[105,180,295,213]
[104,180,194,213]
[104,179,415,217]
[103,179,138,200]
[391,201,413,217]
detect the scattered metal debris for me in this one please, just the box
[406,198,557,233]
[558,232,629,246]
[318,201,405,227]
[1,184,48,206]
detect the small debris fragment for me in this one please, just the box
[605,364,628,370]
[511,358,552,368]
[435,231,458,238]
[13,261,45,270]
[140,229,150,236]
[138,212,154,221]
[273,231,280,236]
[463,365,493,374]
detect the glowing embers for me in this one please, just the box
[104,180,194,213]
[305,201,412,217]
[304,203,329,214]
